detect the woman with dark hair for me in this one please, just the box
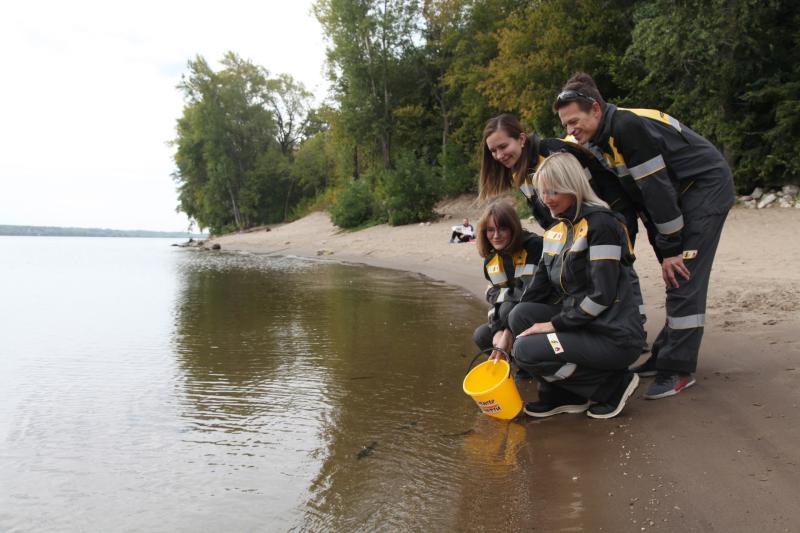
[510,152,645,419]
[479,114,638,233]
[472,200,553,361]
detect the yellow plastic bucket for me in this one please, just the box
[463,359,523,420]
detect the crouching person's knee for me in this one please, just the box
[513,335,573,381]
[473,324,493,352]
[507,307,527,337]
[508,303,557,337]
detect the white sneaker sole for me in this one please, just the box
[587,373,640,419]
[524,401,590,418]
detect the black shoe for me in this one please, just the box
[524,399,590,418]
[629,355,657,377]
[587,373,640,419]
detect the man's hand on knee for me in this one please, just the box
[662,255,691,289]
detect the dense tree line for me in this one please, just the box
[172,0,799,233]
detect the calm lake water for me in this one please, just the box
[0,237,536,531]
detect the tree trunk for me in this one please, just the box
[353,145,360,180]
[284,177,296,221]
[227,181,242,229]
[381,0,391,169]
[435,85,449,177]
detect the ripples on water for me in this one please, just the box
[0,238,535,531]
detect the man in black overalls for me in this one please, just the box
[554,72,735,399]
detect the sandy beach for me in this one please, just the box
[210,197,800,531]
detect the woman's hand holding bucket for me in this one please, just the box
[489,329,513,362]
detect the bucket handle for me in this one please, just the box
[466,346,511,373]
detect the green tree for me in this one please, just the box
[265,74,314,158]
[314,0,422,171]
[480,0,637,135]
[616,0,800,188]
[422,0,532,193]
[173,53,278,232]
[379,150,441,224]
[173,54,327,232]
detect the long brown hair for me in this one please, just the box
[479,114,533,201]
[476,200,524,258]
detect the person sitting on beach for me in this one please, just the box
[472,201,543,362]
[505,152,645,419]
[450,218,475,243]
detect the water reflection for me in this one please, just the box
[170,251,490,530]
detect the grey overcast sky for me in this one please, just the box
[0,0,328,231]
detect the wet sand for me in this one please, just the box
[211,200,800,531]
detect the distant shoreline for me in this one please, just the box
[0,224,206,239]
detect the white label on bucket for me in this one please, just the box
[547,333,564,354]
[477,399,502,413]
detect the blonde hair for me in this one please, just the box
[475,200,523,258]
[535,152,608,219]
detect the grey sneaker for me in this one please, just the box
[644,372,696,399]
[629,355,657,377]
[587,372,640,419]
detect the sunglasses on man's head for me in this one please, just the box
[555,90,596,105]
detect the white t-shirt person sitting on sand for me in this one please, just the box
[450,218,475,243]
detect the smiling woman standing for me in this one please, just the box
[479,114,640,234]
[510,152,645,420]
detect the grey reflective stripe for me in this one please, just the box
[615,164,630,177]
[520,182,534,198]
[543,240,563,254]
[543,363,577,382]
[488,269,507,285]
[667,314,705,329]
[639,304,647,315]
[629,155,666,180]
[589,244,621,260]
[570,236,588,252]
[515,264,536,277]
[580,296,608,317]
[496,287,509,303]
[667,115,682,132]
[655,214,684,235]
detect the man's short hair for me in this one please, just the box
[553,72,605,112]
